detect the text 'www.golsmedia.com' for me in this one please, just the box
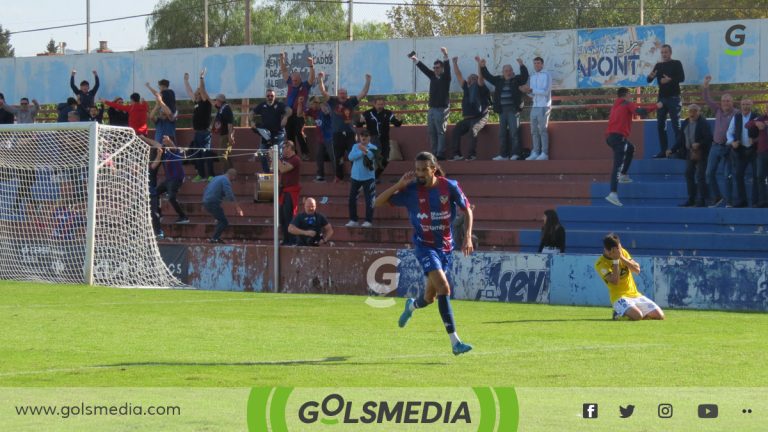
[15,402,181,419]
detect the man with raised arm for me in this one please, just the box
[375,152,474,356]
[184,69,214,182]
[70,69,100,121]
[480,58,529,160]
[318,71,371,182]
[449,56,490,161]
[280,52,315,160]
[410,47,451,160]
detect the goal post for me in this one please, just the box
[0,122,183,288]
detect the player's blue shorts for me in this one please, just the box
[414,246,452,275]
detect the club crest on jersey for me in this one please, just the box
[440,196,449,204]
[419,198,426,203]
[417,213,429,220]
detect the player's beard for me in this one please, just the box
[416,177,427,185]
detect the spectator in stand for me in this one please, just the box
[57,97,79,123]
[70,69,100,120]
[184,69,215,182]
[280,51,315,160]
[522,57,553,161]
[358,97,402,178]
[3,97,40,123]
[86,105,104,123]
[157,134,190,224]
[410,47,451,160]
[278,141,302,245]
[669,104,712,207]
[345,130,377,228]
[538,209,565,253]
[604,87,660,207]
[67,111,80,122]
[306,97,334,182]
[202,168,243,244]
[318,71,371,181]
[213,94,236,170]
[450,56,490,162]
[727,98,759,208]
[0,94,15,124]
[145,82,176,142]
[158,79,177,119]
[251,88,291,173]
[480,58,529,160]
[101,93,149,136]
[106,97,129,126]
[744,109,768,208]
[646,44,685,159]
[288,197,334,247]
[702,75,736,208]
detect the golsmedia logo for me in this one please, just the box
[247,387,518,431]
[297,393,471,425]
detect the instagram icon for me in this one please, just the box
[658,403,673,418]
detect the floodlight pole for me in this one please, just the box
[272,145,280,293]
[204,0,209,48]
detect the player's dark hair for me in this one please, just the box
[20,97,29,103]
[158,79,170,87]
[80,80,90,87]
[67,97,78,106]
[358,129,370,137]
[415,151,444,177]
[662,44,672,51]
[534,56,544,63]
[130,93,140,103]
[603,233,620,250]
[541,209,562,243]
[617,87,629,98]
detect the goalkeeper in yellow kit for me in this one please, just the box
[595,233,665,321]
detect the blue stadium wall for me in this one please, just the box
[159,245,768,313]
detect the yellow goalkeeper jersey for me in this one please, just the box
[594,248,641,304]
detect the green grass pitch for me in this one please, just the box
[0,280,766,387]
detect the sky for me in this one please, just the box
[4,1,391,58]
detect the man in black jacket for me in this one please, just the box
[669,104,712,207]
[647,44,685,158]
[358,97,403,178]
[410,47,451,160]
[480,57,529,160]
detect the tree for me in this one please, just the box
[387,0,480,38]
[146,0,246,49]
[0,24,14,58]
[145,0,391,50]
[46,38,57,54]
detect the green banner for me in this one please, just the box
[247,387,518,431]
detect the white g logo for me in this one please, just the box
[365,256,400,308]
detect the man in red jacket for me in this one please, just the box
[102,93,149,136]
[604,87,661,207]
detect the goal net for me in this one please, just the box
[0,122,183,288]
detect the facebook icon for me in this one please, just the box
[583,403,599,419]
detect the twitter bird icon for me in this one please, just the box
[619,405,635,418]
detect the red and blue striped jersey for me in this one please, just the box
[389,176,470,252]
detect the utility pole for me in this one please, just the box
[480,0,485,35]
[243,0,251,126]
[640,0,645,25]
[348,0,354,41]
[86,0,91,53]
[204,0,209,47]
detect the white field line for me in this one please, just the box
[0,344,662,378]
[0,295,334,309]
